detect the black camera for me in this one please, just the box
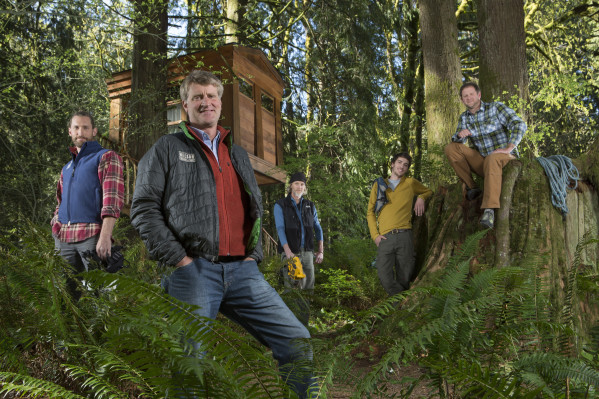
[82,245,125,273]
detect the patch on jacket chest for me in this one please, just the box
[178,151,196,162]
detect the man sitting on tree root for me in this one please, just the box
[444,82,527,229]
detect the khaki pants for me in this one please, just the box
[444,142,514,209]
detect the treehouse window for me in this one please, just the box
[167,103,183,134]
[239,78,253,99]
[261,92,274,113]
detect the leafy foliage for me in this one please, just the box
[319,268,366,307]
[0,0,131,239]
[2,223,599,398]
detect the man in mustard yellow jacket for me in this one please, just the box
[367,153,433,296]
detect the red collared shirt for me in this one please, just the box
[51,148,124,243]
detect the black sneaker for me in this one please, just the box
[466,187,482,201]
[480,209,494,229]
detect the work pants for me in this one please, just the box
[54,235,98,300]
[376,229,414,296]
[444,142,515,209]
[280,249,314,326]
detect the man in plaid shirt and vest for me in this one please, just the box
[51,111,124,299]
[444,82,527,229]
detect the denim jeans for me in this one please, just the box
[163,257,316,398]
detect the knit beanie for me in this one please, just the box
[289,171,307,184]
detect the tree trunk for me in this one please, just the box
[301,0,315,124]
[418,0,463,187]
[397,5,419,154]
[477,0,529,106]
[413,60,425,181]
[224,0,247,44]
[129,0,168,162]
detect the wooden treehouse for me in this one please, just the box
[105,44,287,196]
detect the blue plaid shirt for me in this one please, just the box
[452,101,527,157]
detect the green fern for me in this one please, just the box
[0,371,86,398]
[77,270,293,398]
[0,225,317,398]
[439,359,545,399]
[351,230,592,398]
[514,351,599,394]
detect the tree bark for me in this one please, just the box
[397,5,419,153]
[477,0,529,106]
[129,0,168,162]
[413,60,425,181]
[224,0,247,44]
[301,0,315,124]
[418,0,463,187]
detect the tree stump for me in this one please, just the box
[412,155,599,334]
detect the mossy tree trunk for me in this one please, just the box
[397,4,419,154]
[418,0,462,188]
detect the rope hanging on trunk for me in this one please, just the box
[536,155,579,214]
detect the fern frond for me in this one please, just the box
[0,231,93,344]
[64,344,162,397]
[64,364,130,399]
[0,371,85,398]
[354,289,504,394]
[80,270,288,397]
[445,230,489,270]
[439,359,545,399]
[514,352,599,392]
[348,290,409,338]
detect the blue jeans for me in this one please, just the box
[163,257,316,398]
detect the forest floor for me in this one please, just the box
[313,327,439,399]
[328,359,437,398]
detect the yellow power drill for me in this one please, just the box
[287,256,306,280]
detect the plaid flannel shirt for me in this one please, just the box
[452,101,527,157]
[52,148,124,243]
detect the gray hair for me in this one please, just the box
[180,70,224,102]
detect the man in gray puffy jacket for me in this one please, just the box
[131,70,316,398]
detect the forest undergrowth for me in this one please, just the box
[2,223,599,398]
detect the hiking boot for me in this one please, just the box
[466,187,482,201]
[480,208,494,229]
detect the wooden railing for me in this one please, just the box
[262,228,278,258]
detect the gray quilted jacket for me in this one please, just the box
[131,124,263,266]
